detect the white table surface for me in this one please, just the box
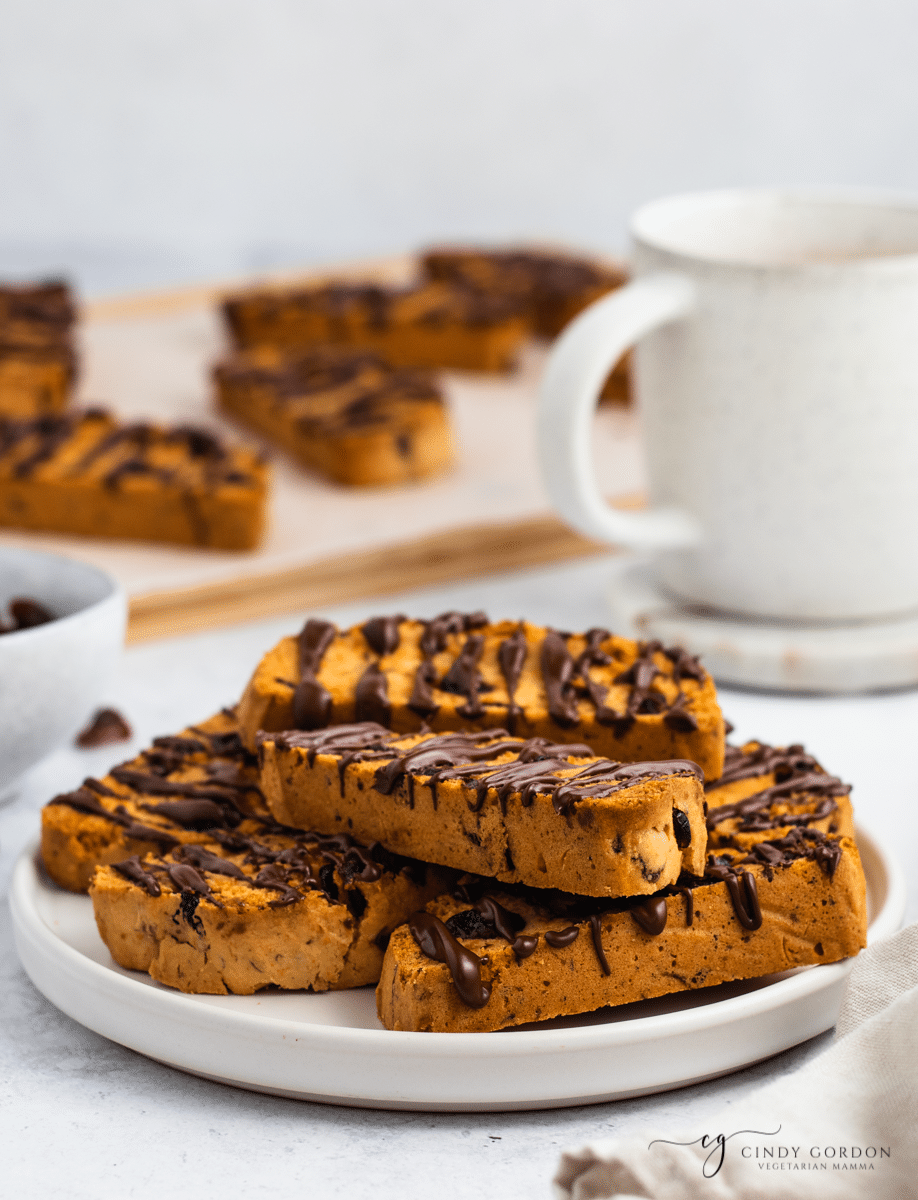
[3,552,916,1200]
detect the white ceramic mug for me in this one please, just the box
[538,189,918,622]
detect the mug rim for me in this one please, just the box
[631,186,918,271]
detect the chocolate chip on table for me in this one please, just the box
[0,596,56,634]
[76,708,133,748]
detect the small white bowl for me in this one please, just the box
[0,547,126,794]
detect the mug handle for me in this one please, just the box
[538,271,702,549]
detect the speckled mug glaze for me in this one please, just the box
[539,189,918,621]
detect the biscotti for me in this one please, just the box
[377,829,868,1032]
[213,346,453,486]
[258,724,708,897]
[0,409,268,548]
[238,613,726,780]
[40,711,268,893]
[222,279,528,372]
[0,281,77,417]
[421,246,627,338]
[0,343,76,417]
[89,826,448,995]
[706,741,854,852]
[421,245,631,399]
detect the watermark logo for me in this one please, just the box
[648,1128,892,1178]
[649,1127,782,1177]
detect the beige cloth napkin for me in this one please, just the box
[554,923,918,1199]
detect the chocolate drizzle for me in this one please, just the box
[292,619,336,729]
[165,862,222,931]
[53,712,434,919]
[630,896,669,935]
[544,926,580,948]
[706,743,850,832]
[172,843,246,880]
[272,722,701,819]
[705,862,762,930]
[475,896,525,941]
[272,614,709,746]
[678,886,694,927]
[511,934,539,961]
[589,913,611,975]
[48,786,181,849]
[732,827,844,880]
[408,610,488,720]
[409,911,491,1007]
[540,630,580,726]
[361,615,404,657]
[438,634,488,719]
[391,731,696,815]
[355,663,391,727]
[112,855,161,896]
[497,626,527,732]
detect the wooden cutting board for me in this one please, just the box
[0,260,644,641]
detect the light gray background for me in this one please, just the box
[3,0,918,293]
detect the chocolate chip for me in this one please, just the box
[673,807,692,849]
[76,708,132,748]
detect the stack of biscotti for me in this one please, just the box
[0,408,268,548]
[213,345,453,486]
[43,614,867,1023]
[42,711,452,994]
[420,246,631,401]
[244,611,864,1030]
[222,279,528,372]
[50,613,723,998]
[71,717,714,997]
[373,734,865,1031]
[0,281,77,418]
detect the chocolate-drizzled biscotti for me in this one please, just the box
[43,708,447,994]
[41,711,269,893]
[0,281,77,417]
[238,613,726,780]
[258,724,707,897]
[213,346,453,486]
[421,247,628,339]
[420,246,631,401]
[0,409,268,548]
[89,827,448,995]
[377,829,868,1032]
[222,279,528,372]
[705,741,854,853]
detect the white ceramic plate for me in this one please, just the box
[11,826,904,1112]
